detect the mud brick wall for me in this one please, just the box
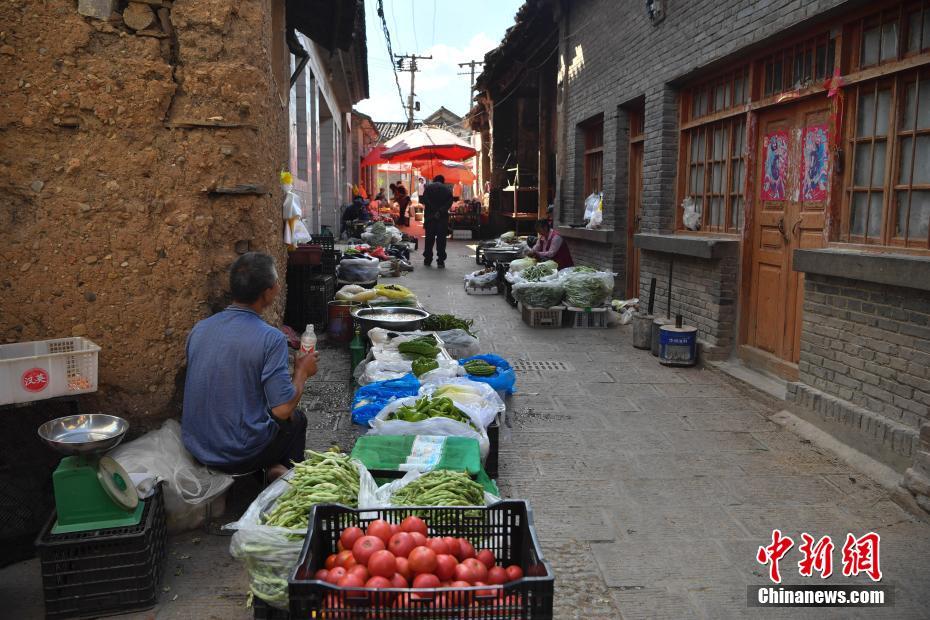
[0,0,290,424]
[638,251,738,356]
[787,274,930,465]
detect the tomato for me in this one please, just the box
[487,566,507,585]
[450,580,473,605]
[352,535,386,566]
[400,516,428,537]
[368,549,397,578]
[314,568,329,581]
[365,575,392,589]
[335,550,357,569]
[366,519,394,545]
[458,539,476,560]
[394,556,412,581]
[388,532,415,558]
[347,564,369,581]
[390,523,401,536]
[442,537,461,559]
[325,566,347,584]
[505,565,524,582]
[408,546,438,575]
[462,558,487,583]
[325,553,339,570]
[409,532,428,548]
[476,549,495,569]
[337,540,344,552]
[472,582,499,601]
[339,526,364,552]
[453,562,477,584]
[427,538,450,556]
[390,573,408,589]
[412,573,440,589]
[337,573,366,598]
[434,553,457,581]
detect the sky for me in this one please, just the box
[356,0,525,123]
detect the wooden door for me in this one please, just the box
[627,140,643,298]
[746,98,830,365]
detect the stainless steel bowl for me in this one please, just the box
[352,306,430,335]
[38,414,130,456]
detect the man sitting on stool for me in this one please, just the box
[182,252,319,481]
[422,174,453,268]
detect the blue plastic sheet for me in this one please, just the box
[457,354,517,395]
[351,373,420,426]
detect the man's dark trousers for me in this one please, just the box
[423,219,448,263]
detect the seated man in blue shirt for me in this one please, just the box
[182,252,319,480]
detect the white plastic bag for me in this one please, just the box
[283,190,302,219]
[436,329,480,359]
[583,192,601,223]
[226,462,377,609]
[368,397,491,459]
[109,419,232,534]
[418,377,504,428]
[464,269,499,287]
[682,196,701,230]
[508,257,536,273]
[371,469,501,508]
[292,219,311,244]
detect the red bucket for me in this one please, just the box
[327,301,359,343]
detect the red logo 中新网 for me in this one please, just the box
[21,367,50,392]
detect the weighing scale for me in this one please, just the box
[38,414,143,534]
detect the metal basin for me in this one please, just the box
[352,306,430,335]
[38,414,129,456]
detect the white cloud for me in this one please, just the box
[357,32,499,122]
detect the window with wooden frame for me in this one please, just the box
[582,116,604,196]
[679,67,748,233]
[760,31,836,98]
[842,70,930,248]
[848,1,930,70]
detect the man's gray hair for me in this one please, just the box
[230,252,278,303]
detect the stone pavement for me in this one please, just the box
[3,239,928,619]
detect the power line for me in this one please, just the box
[410,0,419,50]
[431,0,437,48]
[376,0,407,117]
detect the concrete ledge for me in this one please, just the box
[634,233,739,259]
[794,247,930,292]
[557,226,613,244]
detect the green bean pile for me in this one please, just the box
[391,470,485,510]
[261,450,360,530]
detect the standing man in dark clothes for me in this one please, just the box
[421,175,453,268]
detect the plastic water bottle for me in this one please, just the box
[298,324,316,358]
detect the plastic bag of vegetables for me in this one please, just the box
[374,469,500,509]
[512,280,564,309]
[456,354,517,396]
[561,270,615,308]
[508,257,536,273]
[418,377,504,428]
[226,453,377,609]
[368,396,490,459]
[520,263,556,282]
[374,282,415,300]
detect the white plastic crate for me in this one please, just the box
[564,305,610,328]
[464,281,500,295]
[518,303,564,328]
[0,337,100,405]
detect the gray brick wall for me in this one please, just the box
[793,274,930,433]
[638,250,738,351]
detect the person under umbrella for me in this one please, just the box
[421,175,453,268]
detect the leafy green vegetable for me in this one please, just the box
[521,264,555,282]
[563,272,611,307]
[512,280,564,308]
[421,314,476,337]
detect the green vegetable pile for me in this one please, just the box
[398,335,440,360]
[512,280,564,308]
[520,264,555,282]
[563,272,612,307]
[391,470,485,510]
[463,359,496,376]
[261,450,360,530]
[388,396,477,430]
[411,357,439,377]
[421,313,476,337]
[572,266,596,273]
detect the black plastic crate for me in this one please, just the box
[36,484,167,619]
[310,234,335,252]
[253,597,290,620]
[486,413,500,480]
[289,501,554,619]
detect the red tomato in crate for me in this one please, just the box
[325,553,338,570]
[408,546,438,575]
[454,562,479,584]
[352,535,385,565]
[394,556,412,580]
[325,566,347,584]
[461,558,488,583]
[476,549,495,569]
[409,532,428,548]
[442,537,461,559]
[388,532,415,558]
[400,515,428,537]
[505,564,524,582]
[337,573,366,598]
[412,573,440,589]
[314,568,329,581]
[335,550,356,569]
[368,550,397,578]
[347,564,369,582]
[457,538,476,559]
[434,554,457,581]
[390,573,408,589]
[427,538,450,555]
[487,566,508,585]
[339,526,364,551]
[366,519,394,545]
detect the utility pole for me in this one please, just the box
[395,53,432,129]
[458,59,484,110]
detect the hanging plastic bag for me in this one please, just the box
[586,196,603,229]
[226,462,377,609]
[457,354,517,396]
[109,419,233,534]
[682,196,701,230]
[583,192,601,223]
[368,397,491,459]
[436,329,480,359]
[282,190,302,219]
[292,219,312,244]
[351,373,421,425]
